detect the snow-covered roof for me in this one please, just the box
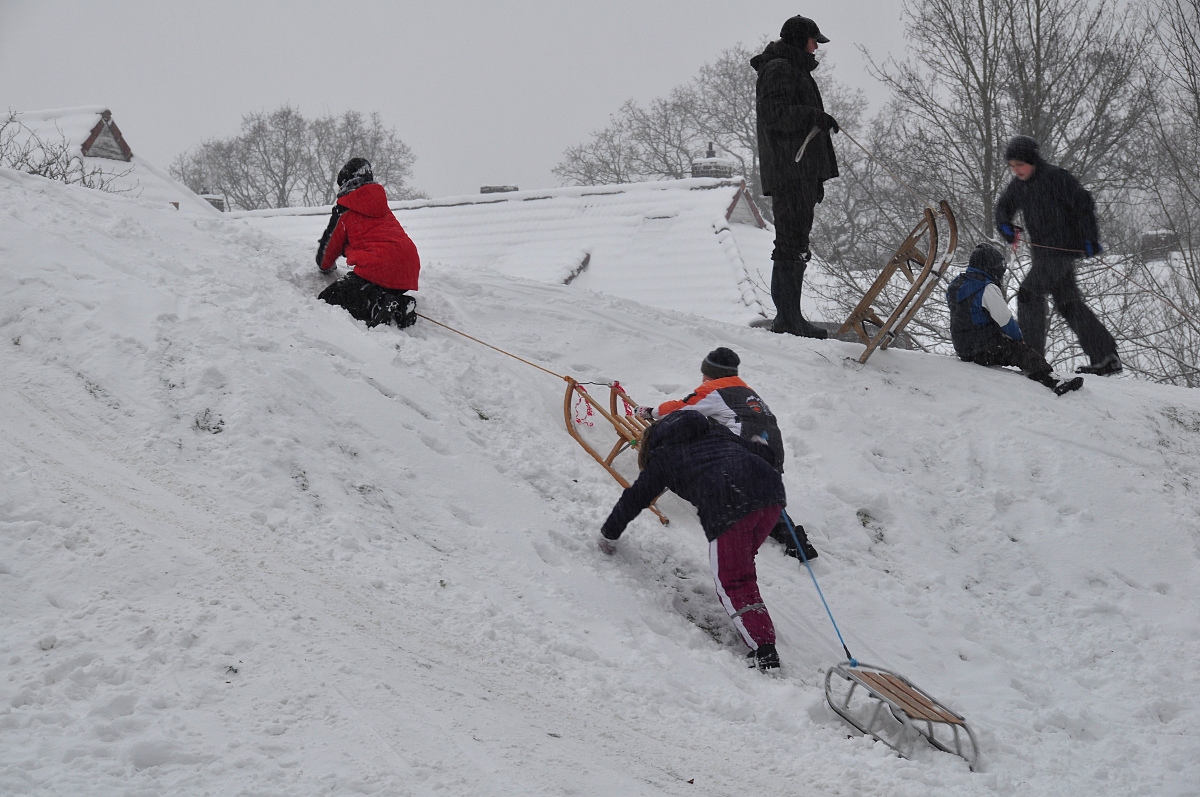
[239,177,781,325]
[5,106,217,214]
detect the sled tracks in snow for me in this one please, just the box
[825,660,980,770]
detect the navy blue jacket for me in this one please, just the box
[947,268,1020,359]
[601,411,786,542]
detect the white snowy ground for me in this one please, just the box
[1,168,1198,796]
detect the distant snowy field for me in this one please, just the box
[1,168,1198,796]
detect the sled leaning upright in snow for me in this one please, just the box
[564,378,669,525]
[836,201,959,364]
[825,660,980,770]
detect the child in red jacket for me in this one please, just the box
[316,158,421,328]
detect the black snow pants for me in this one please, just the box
[1017,252,1117,361]
[319,272,416,328]
[966,336,1053,376]
[770,181,824,262]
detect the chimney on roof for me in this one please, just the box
[690,143,734,179]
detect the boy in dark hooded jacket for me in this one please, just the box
[316,157,421,328]
[994,135,1121,375]
[599,410,788,671]
[947,242,1083,395]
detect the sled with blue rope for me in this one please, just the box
[824,660,980,770]
[563,378,669,525]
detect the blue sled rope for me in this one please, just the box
[782,510,858,667]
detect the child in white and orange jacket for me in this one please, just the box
[635,347,818,559]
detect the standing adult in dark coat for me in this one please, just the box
[751,15,840,339]
[599,411,788,671]
[994,136,1121,375]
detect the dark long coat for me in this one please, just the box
[751,39,839,197]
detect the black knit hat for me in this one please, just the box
[1004,135,1040,165]
[337,157,373,186]
[968,242,1006,283]
[701,347,740,379]
[781,15,829,45]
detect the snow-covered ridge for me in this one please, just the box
[242,177,777,326]
[1,168,1198,795]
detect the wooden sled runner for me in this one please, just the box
[563,378,669,525]
[836,201,959,364]
[825,661,980,770]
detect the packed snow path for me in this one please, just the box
[1,169,1198,795]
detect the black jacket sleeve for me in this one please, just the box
[315,205,348,267]
[994,179,1019,235]
[601,460,668,540]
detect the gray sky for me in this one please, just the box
[0,1,906,198]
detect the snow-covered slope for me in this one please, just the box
[1,168,1198,796]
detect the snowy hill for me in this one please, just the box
[1,167,1198,796]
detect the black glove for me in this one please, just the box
[817,112,840,134]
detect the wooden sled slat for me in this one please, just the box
[825,660,980,770]
[835,201,959,364]
[564,378,669,525]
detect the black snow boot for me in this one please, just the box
[1076,353,1122,376]
[769,258,828,339]
[770,519,819,560]
[746,643,781,671]
[1032,371,1084,396]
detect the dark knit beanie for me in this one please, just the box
[701,347,740,379]
[780,15,830,45]
[968,242,1006,283]
[1004,135,1040,165]
[337,157,373,186]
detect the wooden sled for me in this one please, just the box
[836,200,959,364]
[825,661,980,771]
[564,378,669,525]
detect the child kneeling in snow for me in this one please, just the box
[316,158,421,328]
[599,410,787,671]
[947,242,1083,396]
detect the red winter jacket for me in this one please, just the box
[318,183,420,291]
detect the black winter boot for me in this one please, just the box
[769,519,819,560]
[1032,371,1084,396]
[1076,353,1122,376]
[769,258,828,339]
[746,643,781,671]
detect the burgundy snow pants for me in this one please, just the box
[709,505,782,650]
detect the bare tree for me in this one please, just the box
[1113,0,1200,385]
[552,112,641,186]
[304,110,421,206]
[171,105,423,210]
